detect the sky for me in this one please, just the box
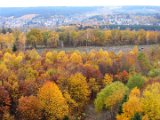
[0,0,160,7]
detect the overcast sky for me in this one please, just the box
[0,0,160,7]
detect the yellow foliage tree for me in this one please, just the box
[67,73,90,109]
[5,33,14,48]
[45,51,57,65]
[141,83,160,120]
[18,32,26,50]
[88,78,100,95]
[57,51,68,64]
[38,81,68,120]
[63,91,78,115]
[0,62,8,85]
[88,50,96,61]
[97,49,113,66]
[103,74,113,86]
[116,87,142,120]
[26,50,40,62]
[70,52,82,64]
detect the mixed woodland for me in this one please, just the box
[0,27,160,120]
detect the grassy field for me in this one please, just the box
[36,44,159,53]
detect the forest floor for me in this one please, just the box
[84,104,110,120]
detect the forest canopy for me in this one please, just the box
[0,45,159,119]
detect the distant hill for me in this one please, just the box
[112,6,160,15]
[0,6,160,17]
[0,7,100,17]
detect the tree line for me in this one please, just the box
[0,27,160,50]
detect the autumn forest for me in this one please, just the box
[0,27,160,120]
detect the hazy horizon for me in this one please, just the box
[0,5,160,8]
[0,0,160,7]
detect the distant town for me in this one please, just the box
[0,6,160,30]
